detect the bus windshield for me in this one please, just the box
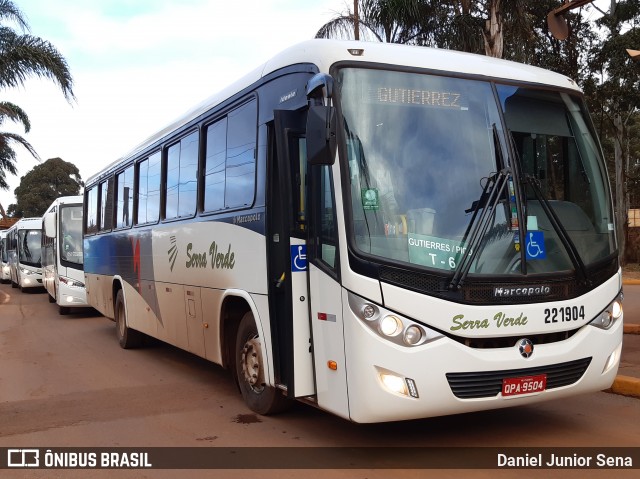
[60,205,84,265]
[338,68,615,276]
[18,229,42,267]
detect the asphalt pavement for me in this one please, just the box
[611,280,640,398]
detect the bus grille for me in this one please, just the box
[445,357,592,399]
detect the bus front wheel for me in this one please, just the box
[115,289,143,349]
[234,311,290,415]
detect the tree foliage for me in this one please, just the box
[9,157,82,217]
[0,0,75,194]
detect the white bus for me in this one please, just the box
[42,196,87,314]
[83,40,622,423]
[6,217,44,290]
[0,229,10,283]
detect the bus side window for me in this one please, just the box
[225,100,256,209]
[99,178,114,232]
[204,118,227,212]
[85,186,99,234]
[165,132,198,220]
[116,165,134,229]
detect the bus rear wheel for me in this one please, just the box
[115,289,143,349]
[235,311,290,415]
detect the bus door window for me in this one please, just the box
[291,135,307,237]
[311,165,338,270]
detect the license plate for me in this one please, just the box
[502,374,547,397]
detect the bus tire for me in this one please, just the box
[235,311,290,415]
[115,289,143,349]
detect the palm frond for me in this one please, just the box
[0,101,31,132]
[0,28,75,102]
[0,0,29,32]
[0,131,40,161]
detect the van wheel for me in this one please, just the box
[235,311,290,415]
[115,289,143,349]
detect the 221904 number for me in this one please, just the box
[544,306,585,323]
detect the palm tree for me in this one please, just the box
[0,0,74,193]
[315,0,438,44]
[0,101,36,190]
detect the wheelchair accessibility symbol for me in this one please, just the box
[291,245,307,272]
[526,231,546,260]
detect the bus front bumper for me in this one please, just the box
[343,310,623,423]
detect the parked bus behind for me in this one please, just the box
[43,196,87,314]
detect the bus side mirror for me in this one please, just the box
[306,73,337,166]
[306,105,337,165]
[44,212,57,238]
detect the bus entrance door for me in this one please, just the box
[271,110,315,398]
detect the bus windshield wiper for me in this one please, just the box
[524,175,589,285]
[449,168,510,291]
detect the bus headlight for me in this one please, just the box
[590,295,622,330]
[379,315,402,337]
[361,304,377,320]
[348,291,443,347]
[380,372,408,395]
[611,299,622,320]
[20,268,34,275]
[376,367,420,398]
[404,326,423,345]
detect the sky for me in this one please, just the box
[0,0,350,211]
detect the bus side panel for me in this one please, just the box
[156,282,189,350]
[85,273,113,318]
[122,279,159,337]
[201,287,224,364]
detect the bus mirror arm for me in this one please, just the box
[306,73,334,102]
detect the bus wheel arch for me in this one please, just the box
[234,310,290,415]
[220,296,249,371]
[114,284,143,349]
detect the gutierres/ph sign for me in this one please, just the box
[408,234,467,271]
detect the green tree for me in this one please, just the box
[9,157,83,217]
[315,0,439,44]
[582,0,640,263]
[0,0,75,193]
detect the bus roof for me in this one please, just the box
[88,39,580,184]
[47,195,83,206]
[11,217,43,229]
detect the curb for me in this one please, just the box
[607,375,640,399]
[624,324,640,334]
[622,278,640,285]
